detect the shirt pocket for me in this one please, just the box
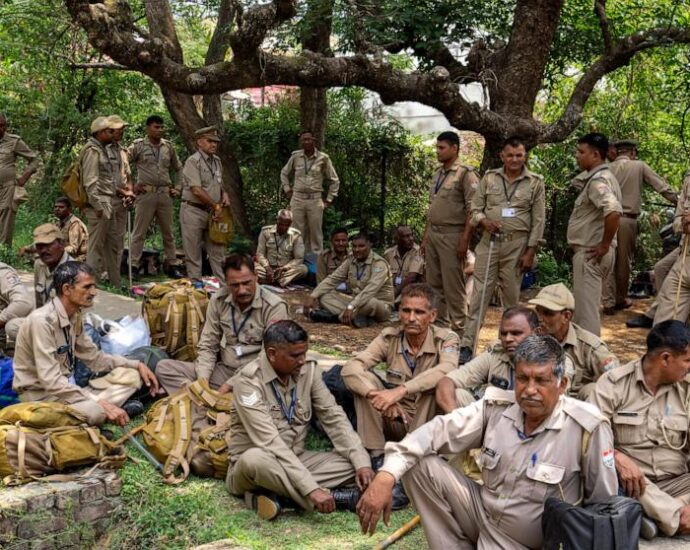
[659,414,689,449]
[612,412,645,445]
[478,448,501,490]
[511,183,533,208]
[295,399,312,423]
[526,461,565,501]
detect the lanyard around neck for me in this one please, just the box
[230,305,251,337]
[400,334,417,373]
[270,380,297,424]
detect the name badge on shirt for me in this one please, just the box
[394,276,402,285]
[235,345,243,357]
[502,207,516,218]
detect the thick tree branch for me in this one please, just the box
[70,62,131,70]
[594,0,613,53]
[229,0,296,57]
[543,25,690,142]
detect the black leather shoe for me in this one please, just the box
[459,347,473,365]
[391,482,409,510]
[309,309,340,323]
[352,315,374,328]
[244,492,281,520]
[122,399,144,418]
[167,265,185,279]
[626,314,653,329]
[332,487,362,512]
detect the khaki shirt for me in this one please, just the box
[280,149,340,199]
[589,359,690,481]
[58,214,88,261]
[128,138,182,187]
[0,133,38,184]
[342,325,459,397]
[256,225,305,270]
[311,251,394,310]
[182,151,222,203]
[316,249,350,284]
[195,285,289,384]
[382,389,618,549]
[34,251,73,308]
[428,160,478,227]
[79,138,115,217]
[13,297,139,403]
[471,167,546,248]
[105,142,131,191]
[672,171,690,236]
[0,263,32,325]
[609,155,677,215]
[383,245,424,295]
[567,165,622,248]
[228,353,371,496]
[445,342,516,392]
[563,323,618,400]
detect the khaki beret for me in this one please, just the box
[90,116,114,134]
[32,223,62,246]
[195,126,221,142]
[528,283,575,312]
[107,115,128,129]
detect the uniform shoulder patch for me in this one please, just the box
[595,182,611,195]
[602,448,615,469]
[380,326,401,339]
[260,287,288,308]
[563,396,607,432]
[239,359,262,379]
[239,391,259,407]
[483,386,515,405]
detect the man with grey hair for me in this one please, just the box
[0,113,38,246]
[357,334,618,549]
[255,209,308,287]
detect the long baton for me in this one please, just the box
[127,207,133,292]
[473,233,497,356]
[125,433,163,472]
[373,515,421,549]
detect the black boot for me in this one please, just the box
[459,346,473,365]
[332,487,362,512]
[122,399,144,418]
[309,309,340,323]
[371,455,384,471]
[391,482,409,510]
[626,314,653,329]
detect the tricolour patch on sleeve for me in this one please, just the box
[602,448,615,468]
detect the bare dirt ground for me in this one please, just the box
[283,289,652,363]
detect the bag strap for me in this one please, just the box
[161,396,193,484]
[572,428,593,506]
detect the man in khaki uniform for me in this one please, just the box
[603,139,677,314]
[54,197,88,261]
[654,172,690,324]
[342,284,459,456]
[383,225,424,305]
[255,210,308,287]
[226,320,374,519]
[436,306,538,412]
[12,262,158,426]
[0,114,38,246]
[128,115,184,278]
[105,115,135,287]
[459,137,545,362]
[180,126,229,281]
[589,320,690,539]
[31,224,73,308]
[423,131,478,333]
[281,130,339,254]
[567,133,622,336]
[529,283,618,400]
[316,227,350,284]
[0,261,32,349]
[81,116,120,286]
[357,335,618,549]
[305,233,394,327]
[628,246,679,328]
[156,254,289,396]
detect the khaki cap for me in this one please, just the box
[89,367,141,390]
[107,115,128,129]
[195,126,221,142]
[32,223,62,245]
[528,283,575,312]
[90,116,114,134]
[615,139,638,149]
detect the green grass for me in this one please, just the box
[104,426,426,550]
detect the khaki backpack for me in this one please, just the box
[59,146,91,210]
[208,206,234,246]
[0,403,126,486]
[142,280,209,361]
[139,379,232,484]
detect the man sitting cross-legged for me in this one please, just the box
[226,320,375,519]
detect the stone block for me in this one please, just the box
[79,480,105,503]
[104,475,123,497]
[54,485,82,512]
[0,515,17,536]
[17,514,67,539]
[55,529,81,548]
[26,491,56,513]
[30,538,56,550]
[0,492,28,515]
[74,499,114,524]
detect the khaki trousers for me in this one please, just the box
[640,473,690,536]
[85,207,122,288]
[653,250,690,324]
[318,291,392,323]
[0,183,16,246]
[352,371,437,452]
[572,247,614,336]
[156,359,237,396]
[131,190,178,267]
[22,367,140,426]
[111,198,127,287]
[460,233,528,348]
[226,448,356,510]
[255,263,308,287]
[602,217,637,307]
[290,195,324,254]
[425,228,467,334]
[180,202,226,280]
[402,455,530,550]
[643,247,680,319]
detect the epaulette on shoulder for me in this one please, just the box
[563,397,607,433]
[605,360,636,382]
[483,386,515,406]
[4,133,19,140]
[288,226,301,237]
[380,326,401,339]
[261,224,275,233]
[432,325,454,341]
[239,359,262,379]
[291,149,302,156]
[574,324,606,349]
[131,138,144,144]
[260,287,287,306]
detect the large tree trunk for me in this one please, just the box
[300,88,327,148]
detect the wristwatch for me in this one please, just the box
[346,304,355,311]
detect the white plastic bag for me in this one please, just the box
[100,315,151,356]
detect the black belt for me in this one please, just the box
[621,213,638,220]
[183,200,209,211]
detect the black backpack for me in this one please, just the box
[542,495,642,550]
